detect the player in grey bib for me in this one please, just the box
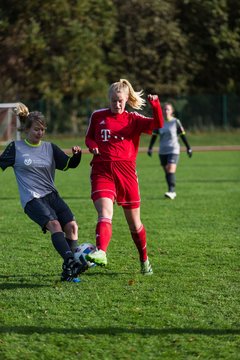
[147,102,192,199]
[0,104,86,282]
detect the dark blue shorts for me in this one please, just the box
[24,192,75,233]
[159,154,179,166]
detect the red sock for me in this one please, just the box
[96,217,112,252]
[131,224,148,262]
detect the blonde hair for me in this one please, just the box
[14,103,47,132]
[14,102,29,118]
[108,79,146,110]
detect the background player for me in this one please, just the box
[147,102,192,199]
[85,78,164,275]
[0,103,86,282]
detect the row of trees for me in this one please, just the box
[1,0,240,130]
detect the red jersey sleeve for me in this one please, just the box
[130,97,164,135]
[85,112,99,151]
[148,97,164,129]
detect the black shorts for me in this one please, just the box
[24,192,75,233]
[159,154,179,166]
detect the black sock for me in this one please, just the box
[51,232,73,260]
[66,238,79,252]
[166,173,176,192]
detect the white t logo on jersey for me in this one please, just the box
[101,129,111,142]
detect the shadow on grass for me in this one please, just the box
[0,325,239,336]
[0,270,128,280]
[0,283,52,290]
[0,271,130,289]
[84,270,131,277]
[0,273,58,289]
[0,273,57,278]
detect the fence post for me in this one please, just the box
[222,94,228,128]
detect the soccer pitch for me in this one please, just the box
[0,150,239,359]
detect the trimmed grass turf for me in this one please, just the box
[0,150,239,359]
[39,129,240,149]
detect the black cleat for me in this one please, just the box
[61,257,87,282]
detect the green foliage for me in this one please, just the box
[0,150,239,359]
[108,0,191,95]
[178,0,240,93]
[0,0,116,102]
[1,0,240,104]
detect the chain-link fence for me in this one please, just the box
[27,93,240,135]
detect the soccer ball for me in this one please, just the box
[74,243,96,268]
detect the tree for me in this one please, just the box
[0,0,116,132]
[177,0,240,94]
[106,0,191,96]
[0,0,116,102]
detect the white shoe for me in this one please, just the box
[140,258,153,275]
[85,249,107,266]
[164,192,176,200]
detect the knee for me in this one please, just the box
[47,219,62,233]
[97,208,113,219]
[166,164,176,173]
[94,199,113,219]
[64,221,78,236]
[165,165,171,173]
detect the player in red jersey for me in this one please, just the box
[85,79,164,275]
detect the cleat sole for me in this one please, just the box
[85,254,107,267]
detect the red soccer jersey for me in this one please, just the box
[86,96,164,162]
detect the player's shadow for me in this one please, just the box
[0,270,128,290]
[0,273,56,279]
[0,325,239,336]
[0,283,52,290]
[0,273,58,289]
[84,271,130,277]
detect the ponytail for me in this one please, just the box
[14,103,29,131]
[14,103,46,132]
[109,79,146,110]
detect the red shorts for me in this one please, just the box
[90,161,140,209]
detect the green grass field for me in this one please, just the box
[42,129,240,149]
[0,148,240,359]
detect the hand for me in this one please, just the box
[187,148,192,158]
[90,148,100,155]
[72,146,81,155]
[147,149,153,157]
[147,94,158,101]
